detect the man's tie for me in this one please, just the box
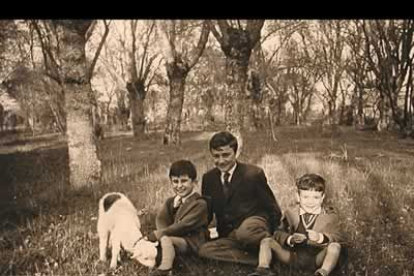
[303,213,312,224]
[302,213,317,229]
[223,172,231,199]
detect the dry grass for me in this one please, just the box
[1,126,413,276]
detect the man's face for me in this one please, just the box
[296,189,325,213]
[210,145,237,173]
[170,175,195,198]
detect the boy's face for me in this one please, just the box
[296,189,325,213]
[210,145,237,173]
[170,175,195,198]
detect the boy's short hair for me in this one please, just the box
[209,131,238,153]
[296,174,326,193]
[169,159,197,181]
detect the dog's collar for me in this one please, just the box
[132,236,145,248]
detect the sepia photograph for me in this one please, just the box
[0,19,413,276]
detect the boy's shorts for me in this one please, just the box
[289,246,326,271]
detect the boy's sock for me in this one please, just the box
[314,268,328,276]
[257,241,272,268]
[158,237,175,271]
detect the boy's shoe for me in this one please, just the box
[312,268,329,276]
[148,268,173,276]
[247,267,277,276]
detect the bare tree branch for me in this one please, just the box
[142,54,158,82]
[157,21,175,63]
[89,20,111,79]
[145,58,163,91]
[265,28,297,68]
[207,20,223,45]
[246,20,265,47]
[85,21,97,42]
[31,20,61,84]
[187,20,210,70]
[128,20,138,81]
[261,21,305,44]
[216,20,231,44]
[138,20,155,80]
[236,20,243,30]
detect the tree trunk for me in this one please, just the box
[127,81,146,139]
[130,96,145,137]
[377,93,387,131]
[209,21,264,156]
[356,86,365,125]
[338,90,344,125]
[267,105,278,142]
[0,103,3,132]
[59,21,101,189]
[247,71,264,130]
[203,88,215,129]
[163,63,188,145]
[328,98,337,125]
[403,64,413,135]
[224,53,249,157]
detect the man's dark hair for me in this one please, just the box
[296,174,326,193]
[169,159,197,180]
[209,131,238,153]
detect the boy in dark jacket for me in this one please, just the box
[248,174,348,276]
[147,160,209,276]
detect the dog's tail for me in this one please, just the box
[99,192,126,213]
[99,192,138,215]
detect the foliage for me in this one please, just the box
[362,20,414,133]
[2,19,414,138]
[0,20,22,82]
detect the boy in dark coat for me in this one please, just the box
[147,160,209,276]
[248,174,348,276]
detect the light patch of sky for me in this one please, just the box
[0,90,23,116]
[89,20,166,108]
[260,20,354,112]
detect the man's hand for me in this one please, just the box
[289,233,307,245]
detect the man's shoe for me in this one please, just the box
[148,268,173,276]
[247,267,276,276]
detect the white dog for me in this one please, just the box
[97,192,158,269]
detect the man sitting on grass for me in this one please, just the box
[146,160,209,276]
[248,174,348,276]
[199,131,282,265]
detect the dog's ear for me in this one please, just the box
[153,241,159,247]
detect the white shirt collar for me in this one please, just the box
[221,162,237,183]
[299,206,322,215]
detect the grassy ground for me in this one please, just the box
[1,126,414,276]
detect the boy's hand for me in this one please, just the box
[290,233,307,245]
[306,230,321,242]
[146,231,158,242]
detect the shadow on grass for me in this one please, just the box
[0,145,70,231]
[354,167,414,274]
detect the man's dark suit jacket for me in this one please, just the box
[201,162,282,238]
